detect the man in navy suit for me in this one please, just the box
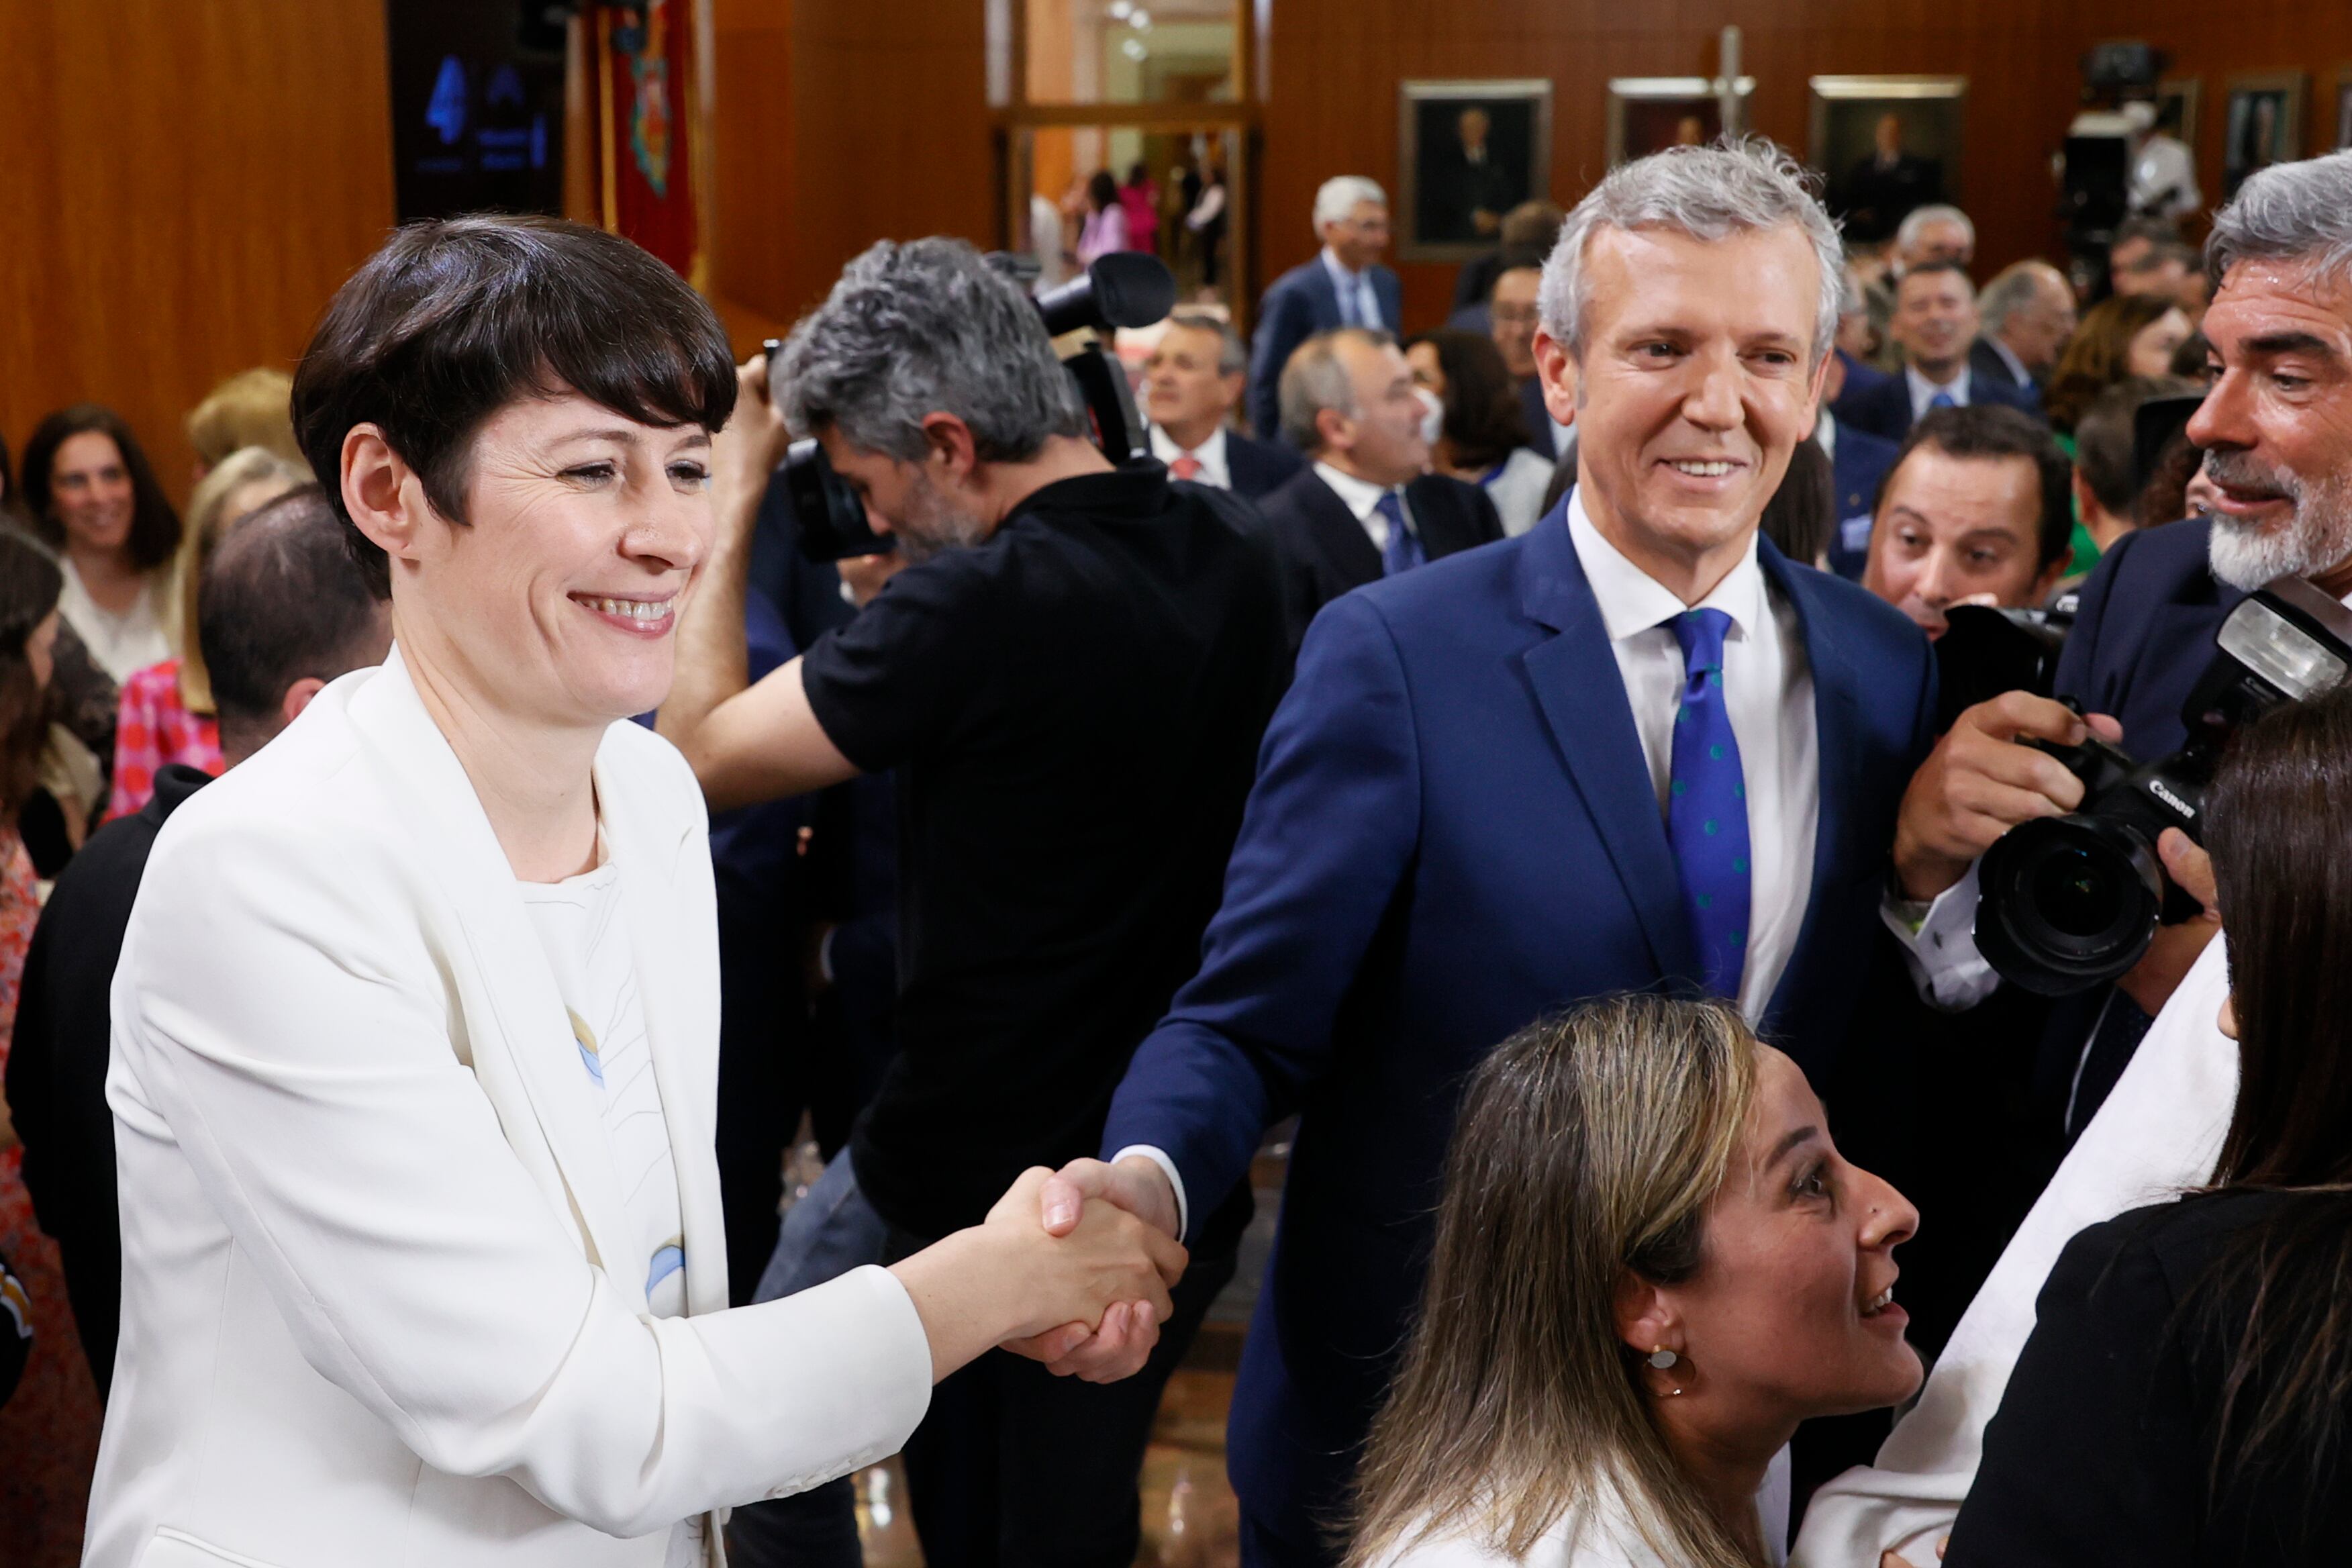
[1820,342,1904,578]
[1969,260,2076,399]
[1247,176,1403,440]
[1843,262,2043,442]
[1255,327,1503,649]
[1013,142,2038,1567]
[1144,309,1305,501]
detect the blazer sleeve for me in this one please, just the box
[1249,281,1313,441]
[111,806,932,1536]
[2053,522,2135,720]
[1099,589,1423,1239]
[1941,1218,2200,1568]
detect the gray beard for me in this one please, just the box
[890,469,991,565]
[2202,449,2352,591]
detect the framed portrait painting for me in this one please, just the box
[1398,79,1553,260]
[1606,77,1756,167]
[2155,77,2202,148]
[1808,75,1967,245]
[2223,72,2304,197]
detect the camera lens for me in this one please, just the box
[1975,815,2165,995]
[2028,846,2126,939]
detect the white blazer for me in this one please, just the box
[85,650,934,1568]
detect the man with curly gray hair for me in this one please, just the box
[662,236,1287,1568]
[1036,139,1949,1568]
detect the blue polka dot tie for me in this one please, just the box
[1377,491,1424,575]
[1928,389,1957,409]
[1667,608,1751,1000]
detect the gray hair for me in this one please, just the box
[2208,150,2352,289]
[775,237,1085,463]
[1977,261,2046,331]
[1839,264,1867,319]
[1166,308,1247,377]
[1896,203,1975,254]
[1314,175,1388,234]
[1537,138,1844,366]
[1279,327,1392,451]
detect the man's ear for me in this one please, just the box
[920,413,981,485]
[341,424,433,565]
[1314,405,1354,456]
[1532,328,1578,428]
[279,676,329,730]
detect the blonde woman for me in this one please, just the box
[1351,995,1922,1568]
[104,446,307,819]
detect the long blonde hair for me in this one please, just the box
[1347,994,1761,1568]
[168,446,306,712]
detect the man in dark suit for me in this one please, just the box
[1252,326,1502,650]
[6,487,389,1396]
[1841,111,1943,244]
[1489,253,1565,460]
[1419,105,1519,246]
[1843,262,2043,442]
[1970,260,2076,398]
[1144,308,1305,501]
[1016,143,1975,1567]
[1820,339,1905,578]
[1246,176,1402,440]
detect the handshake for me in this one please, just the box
[955,1156,1190,1385]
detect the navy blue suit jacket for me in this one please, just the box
[1826,418,1904,581]
[1225,429,1308,501]
[1247,256,1405,439]
[1840,367,2044,443]
[1830,348,1896,427]
[2053,516,2232,763]
[1100,504,1937,1542]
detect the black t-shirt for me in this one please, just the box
[800,462,1287,1239]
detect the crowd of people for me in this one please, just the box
[2,108,2351,1568]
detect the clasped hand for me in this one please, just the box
[977,1167,1186,1377]
[997,1156,1187,1384]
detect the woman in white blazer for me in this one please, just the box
[1345,997,1922,1568]
[83,215,1183,1568]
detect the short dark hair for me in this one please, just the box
[197,484,388,754]
[1487,247,1547,297]
[19,405,183,572]
[2112,215,2181,250]
[1403,329,1530,471]
[291,215,738,597]
[2075,375,2199,519]
[1893,258,1974,299]
[1883,404,2074,569]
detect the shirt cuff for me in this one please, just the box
[1880,859,2000,1012]
[1106,1144,1190,1244]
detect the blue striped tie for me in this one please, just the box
[1667,609,1752,999]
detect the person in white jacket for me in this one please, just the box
[82,213,1182,1568]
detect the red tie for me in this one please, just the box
[1169,453,1204,481]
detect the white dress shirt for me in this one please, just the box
[1321,246,1385,330]
[1904,363,1971,424]
[1568,491,1817,1022]
[1792,936,2235,1567]
[1148,423,1232,489]
[1314,460,1416,554]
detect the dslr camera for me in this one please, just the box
[768,252,1179,563]
[1957,579,2352,994]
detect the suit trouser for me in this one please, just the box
[726,1155,1234,1568]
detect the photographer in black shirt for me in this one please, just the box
[661,238,1288,1568]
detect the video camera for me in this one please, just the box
[1951,579,2352,994]
[769,252,1180,563]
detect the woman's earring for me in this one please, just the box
[1647,1346,1678,1371]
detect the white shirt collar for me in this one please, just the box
[1815,407,1838,460]
[1906,361,1971,420]
[1312,460,1401,524]
[1320,246,1363,286]
[1985,334,2032,387]
[1149,422,1228,474]
[1566,487,1768,647]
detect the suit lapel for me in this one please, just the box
[1515,507,1697,979]
[1761,544,1865,1028]
[1299,473,1384,588]
[344,650,646,1310]
[596,749,730,1318]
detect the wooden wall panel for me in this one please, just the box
[1254,0,2094,332]
[0,0,394,501]
[709,0,997,352]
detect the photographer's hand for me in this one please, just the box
[1892,692,2125,901]
[2116,829,2222,1018]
